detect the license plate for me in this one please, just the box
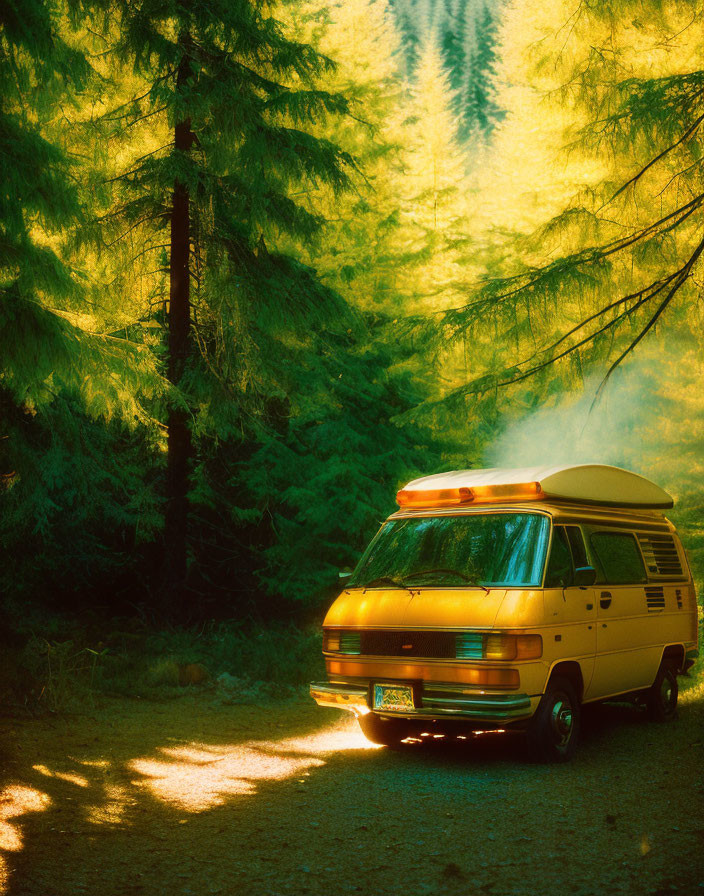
[373,683,414,712]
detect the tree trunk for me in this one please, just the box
[163,38,194,610]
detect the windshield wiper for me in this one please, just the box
[362,575,413,593]
[403,568,490,593]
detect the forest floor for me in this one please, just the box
[1,682,703,896]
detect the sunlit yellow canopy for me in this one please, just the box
[397,464,673,509]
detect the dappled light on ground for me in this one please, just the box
[128,718,380,812]
[1,693,702,896]
[0,709,376,892]
[31,765,89,788]
[0,786,51,892]
[85,784,133,826]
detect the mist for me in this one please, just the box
[484,346,704,510]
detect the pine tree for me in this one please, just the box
[287,0,410,314]
[174,0,450,608]
[0,0,168,613]
[462,2,502,135]
[0,0,85,415]
[91,0,358,605]
[0,0,162,420]
[389,0,505,140]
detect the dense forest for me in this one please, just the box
[1,0,702,644]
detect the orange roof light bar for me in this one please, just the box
[396,487,473,508]
[396,481,544,509]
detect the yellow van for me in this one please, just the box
[310,465,699,761]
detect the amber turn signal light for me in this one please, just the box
[456,631,542,661]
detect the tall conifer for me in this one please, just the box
[96,0,357,602]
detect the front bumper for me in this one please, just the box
[310,679,535,723]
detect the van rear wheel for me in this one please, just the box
[526,675,580,763]
[647,664,678,722]
[358,713,409,746]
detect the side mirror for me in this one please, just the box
[574,566,597,586]
[338,567,353,580]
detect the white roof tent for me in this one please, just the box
[397,464,674,510]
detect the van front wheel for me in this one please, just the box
[647,664,678,722]
[526,676,580,763]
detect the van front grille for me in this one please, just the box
[645,586,666,612]
[638,535,683,577]
[359,630,457,658]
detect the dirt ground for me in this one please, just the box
[1,681,703,896]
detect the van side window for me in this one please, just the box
[545,526,573,586]
[590,532,647,585]
[565,526,588,568]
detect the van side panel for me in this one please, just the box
[584,524,695,700]
[541,585,596,695]
[587,583,666,698]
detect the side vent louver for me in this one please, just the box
[638,534,683,577]
[676,589,683,609]
[645,586,665,612]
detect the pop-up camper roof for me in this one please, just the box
[396,464,673,510]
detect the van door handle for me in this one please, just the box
[600,591,612,609]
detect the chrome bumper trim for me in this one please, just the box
[310,680,533,721]
[421,693,532,719]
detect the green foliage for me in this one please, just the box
[434,0,704,402]
[97,0,360,342]
[225,325,440,602]
[0,388,162,604]
[1,0,84,407]
[4,0,700,658]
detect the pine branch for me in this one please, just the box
[446,192,704,324]
[593,233,704,400]
[98,71,176,120]
[103,144,172,184]
[606,111,704,205]
[496,274,678,387]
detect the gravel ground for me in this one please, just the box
[1,681,703,896]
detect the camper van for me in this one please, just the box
[310,465,699,761]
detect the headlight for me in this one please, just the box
[456,632,542,660]
[455,631,484,659]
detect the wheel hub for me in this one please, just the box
[551,698,573,745]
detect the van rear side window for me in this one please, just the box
[590,532,647,585]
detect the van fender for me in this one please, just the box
[542,660,586,703]
[658,643,687,676]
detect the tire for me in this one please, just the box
[526,675,580,763]
[646,663,678,722]
[358,712,410,747]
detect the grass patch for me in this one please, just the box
[0,617,325,713]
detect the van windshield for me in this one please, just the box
[349,512,550,588]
